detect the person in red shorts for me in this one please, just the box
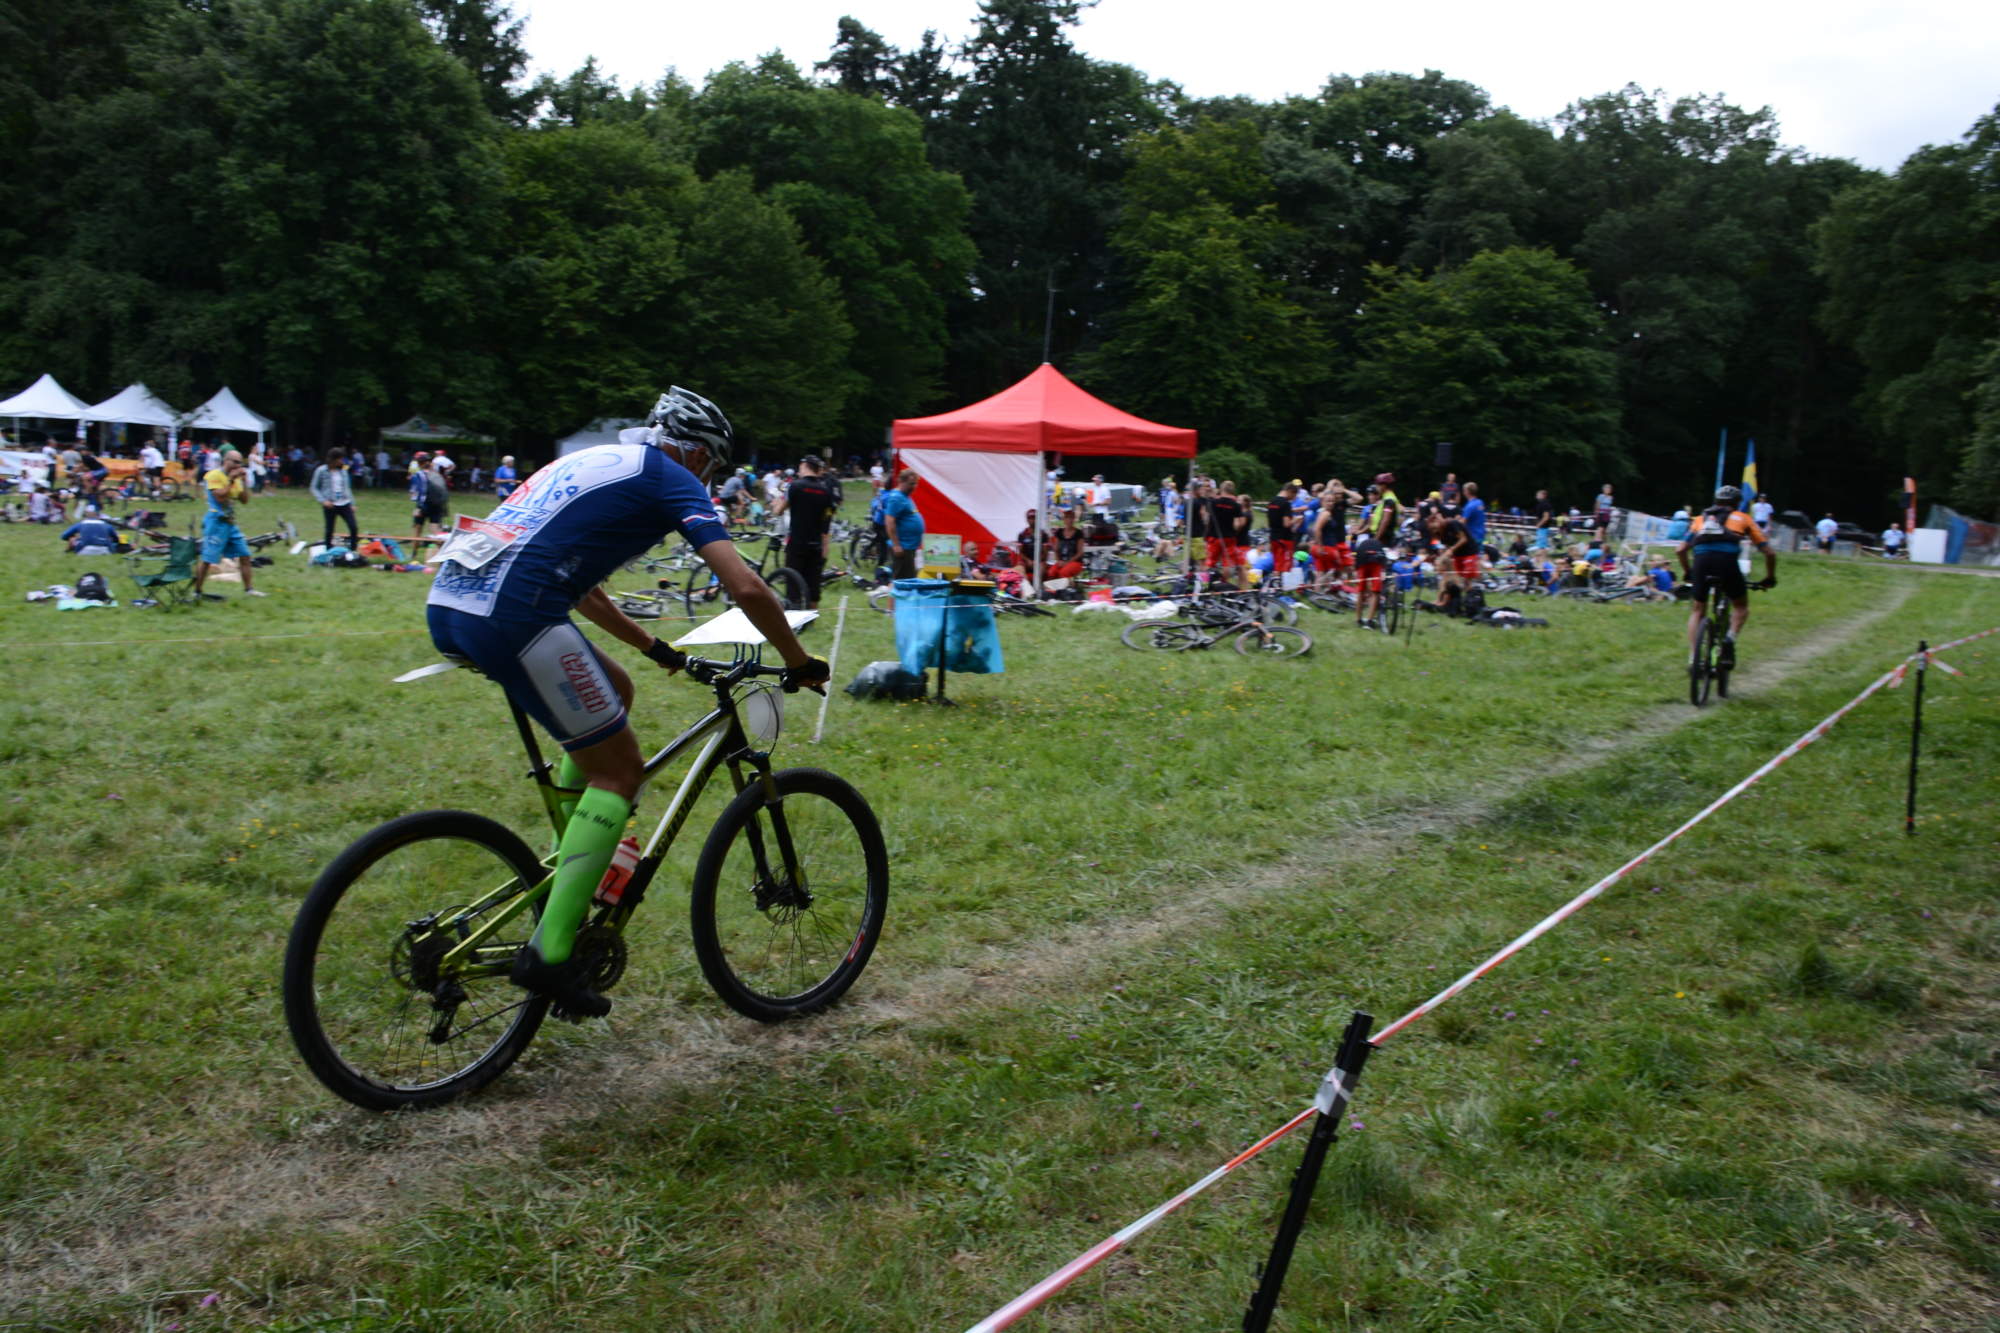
[1044,508,1088,582]
[1266,483,1301,578]
[1210,483,1246,585]
[1310,479,1360,592]
[1430,504,1478,614]
[1351,528,1387,627]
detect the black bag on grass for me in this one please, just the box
[845,661,927,701]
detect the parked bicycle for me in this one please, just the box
[282,632,888,1110]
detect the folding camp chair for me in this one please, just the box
[126,535,201,607]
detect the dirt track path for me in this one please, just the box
[1,584,1920,1313]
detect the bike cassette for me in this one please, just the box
[572,925,627,994]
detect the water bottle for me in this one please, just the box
[593,837,641,907]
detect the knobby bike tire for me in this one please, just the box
[1691,609,1719,707]
[1234,625,1312,658]
[1120,618,1183,650]
[1714,621,1733,698]
[1300,588,1353,615]
[1380,592,1403,637]
[283,810,550,1110]
[684,564,724,613]
[689,768,888,1023]
[764,566,808,610]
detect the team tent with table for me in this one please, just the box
[890,362,1198,591]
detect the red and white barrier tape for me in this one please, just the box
[963,1107,1320,1333]
[964,626,1995,1329]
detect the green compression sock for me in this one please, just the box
[553,754,587,831]
[529,785,632,965]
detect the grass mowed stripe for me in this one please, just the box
[1,497,1994,1328]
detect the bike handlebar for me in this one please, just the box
[683,654,826,696]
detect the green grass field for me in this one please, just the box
[1,485,1996,1330]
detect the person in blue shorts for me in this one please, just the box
[193,450,263,599]
[427,386,829,1019]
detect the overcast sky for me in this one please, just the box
[517,0,1997,171]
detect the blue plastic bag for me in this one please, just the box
[892,579,1004,676]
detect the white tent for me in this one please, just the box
[0,373,93,420]
[183,386,274,442]
[555,417,645,456]
[79,382,182,429]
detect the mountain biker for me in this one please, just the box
[426,386,830,1019]
[1676,484,1776,674]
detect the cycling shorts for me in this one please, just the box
[201,512,251,563]
[1453,554,1481,579]
[427,606,628,752]
[1353,563,1384,594]
[1313,543,1351,571]
[1688,552,1747,603]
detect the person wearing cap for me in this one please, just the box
[1364,473,1401,544]
[426,386,827,1020]
[60,505,125,554]
[775,454,839,608]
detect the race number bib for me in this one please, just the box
[429,514,525,570]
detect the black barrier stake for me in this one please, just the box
[1905,640,1927,835]
[1243,1011,1375,1333]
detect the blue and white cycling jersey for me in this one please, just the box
[428,444,728,625]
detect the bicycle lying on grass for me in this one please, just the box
[1120,606,1312,656]
[282,618,888,1110]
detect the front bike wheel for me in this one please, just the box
[689,768,888,1022]
[282,810,550,1110]
[1235,625,1312,658]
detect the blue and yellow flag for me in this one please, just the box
[1740,439,1758,500]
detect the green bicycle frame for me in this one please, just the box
[430,653,788,976]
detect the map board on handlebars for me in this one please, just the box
[672,607,819,648]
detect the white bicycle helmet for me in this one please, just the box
[647,385,734,483]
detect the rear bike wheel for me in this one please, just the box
[1120,618,1184,650]
[1380,590,1403,637]
[1691,613,1720,707]
[1234,625,1312,658]
[689,767,888,1022]
[282,810,550,1110]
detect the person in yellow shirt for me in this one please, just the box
[194,449,265,599]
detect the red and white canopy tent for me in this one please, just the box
[891,363,1196,589]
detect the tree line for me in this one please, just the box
[2,0,1995,518]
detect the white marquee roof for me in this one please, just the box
[0,373,93,419]
[78,382,182,428]
[183,386,273,433]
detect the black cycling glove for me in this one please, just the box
[782,657,832,694]
[642,638,688,670]
[1754,576,1777,590]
